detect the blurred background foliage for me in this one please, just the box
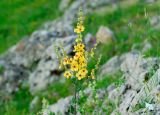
[0,0,61,54]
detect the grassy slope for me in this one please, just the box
[85,1,160,62]
[0,0,61,54]
[1,1,160,115]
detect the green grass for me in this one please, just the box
[0,87,33,115]
[84,1,160,61]
[0,0,62,54]
[0,80,74,115]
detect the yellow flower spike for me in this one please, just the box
[64,71,72,79]
[58,8,99,81]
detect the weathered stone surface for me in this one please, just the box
[96,26,115,44]
[142,40,152,53]
[49,96,72,115]
[100,56,123,76]
[59,0,72,11]
[107,83,116,93]
[121,52,159,91]
[150,16,160,29]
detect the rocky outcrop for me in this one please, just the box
[107,52,160,114]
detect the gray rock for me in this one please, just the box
[118,90,137,114]
[100,56,123,77]
[142,40,152,53]
[146,0,157,3]
[96,26,115,44]
[59,0,71,11]
[88,0,118,8]
[30,96,40,111]
[120,52,159,91]
[108,88,120,102]
[150,16,160,29]
[107,83,116,93]
[49,96,72,115]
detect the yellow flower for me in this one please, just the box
[79,68,88,76]
[80,61,87,68]
[68,58,73,64]
[74,45,79,52]
[74,52,82,60]
[79,56,85,62]
[64,71,72,78]
[74,25,85,34]
[79,57,87,68]
[63,57,69,65]
[71,61,79,71]
[76,69,87,80]
[73,43,85,52]
[77,43,85,50]
[76,72,84,80]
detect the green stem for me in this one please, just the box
[74,80,77,115]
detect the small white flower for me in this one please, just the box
[145,102,154,111]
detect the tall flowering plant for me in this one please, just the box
[56,8,101,114]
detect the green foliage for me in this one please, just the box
[96,72,123,89]
[0,66,4,74]
[0,0,62,54]
[131,102,145,112]
[0,87,33,115]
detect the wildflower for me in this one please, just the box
[64,71,72,78]
[68,58,73,64]
[90,69,95,79]
[74,43,85,52]
[58,8,100,81]
[75,38,82,43]
[79,68,88,76]
[79,56,85,62]
[73,52,82,60]
[63,57,69,65]
[145,102,154,111]
[79,61,87,68]
[74,25,85,34]
[77,43,85,50]
[76,72,84,80]
[71,61,79,71]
